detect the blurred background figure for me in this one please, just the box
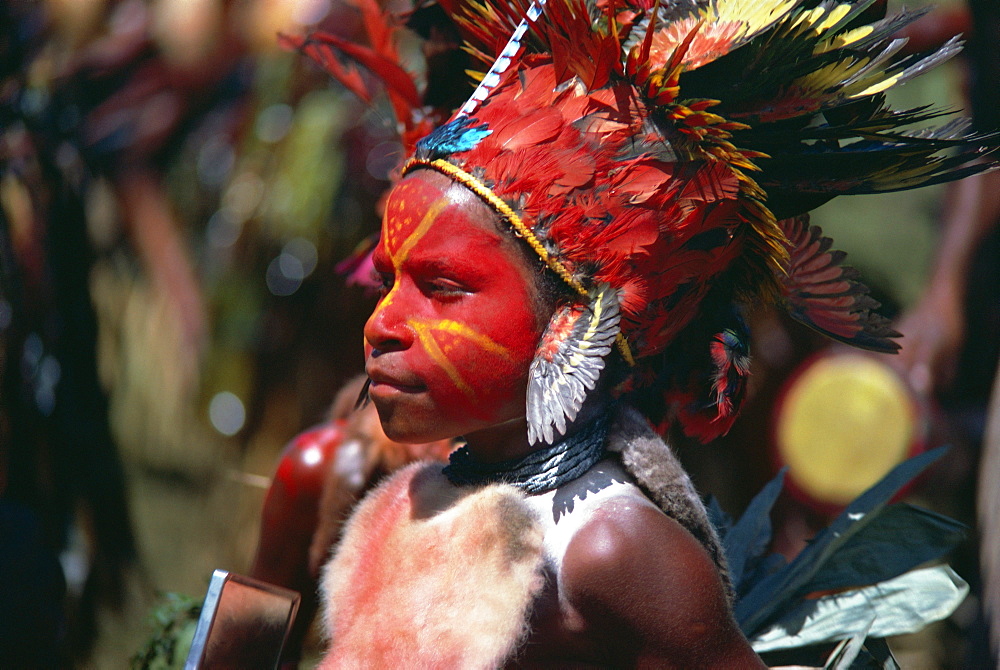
[1,2,140,663]
[889,2,1000,666]
[2,0,396,664]
[249,375,452,667]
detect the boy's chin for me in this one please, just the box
[374,404,450,446]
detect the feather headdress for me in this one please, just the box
[288,0,997,444]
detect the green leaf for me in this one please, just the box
[736,446,948,634]
[750,565,968,653]
[724,468,786,595]
[131,592,202,669]
[800,503,965,594]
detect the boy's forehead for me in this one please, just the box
[381,172,503,261]
[383,177,444,242]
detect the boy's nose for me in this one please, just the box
[363,296,414,354]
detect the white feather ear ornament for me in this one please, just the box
[527,284,621,445]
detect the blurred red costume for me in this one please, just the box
[250,377,451,664]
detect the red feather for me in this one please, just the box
[299,32,420,110]
[678,161,741,207]
[281,33,373,103]
[536,0,622,90]
[353,0,394,55]
[780,215,900,352]
[493,108,564,151]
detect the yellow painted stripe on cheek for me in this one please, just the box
[412,319,515,362]
[410,320,474,398]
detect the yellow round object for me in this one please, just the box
[776,353,918,507]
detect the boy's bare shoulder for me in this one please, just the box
[562,496,721,600]
[560,495,766,669]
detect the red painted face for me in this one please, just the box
[363,170,549,445]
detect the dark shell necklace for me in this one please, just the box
[443,412,609,494]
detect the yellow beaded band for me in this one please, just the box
[402,157,635,366]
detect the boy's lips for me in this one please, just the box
[366,364,426,393]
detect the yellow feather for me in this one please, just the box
[815,4,852,32]
[793,57,868,93]
[851,74,901,98]
[708,0,798,38]
[815,24,875,54]
[793,7,826,31]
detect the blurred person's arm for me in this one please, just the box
[893,169,1000,394]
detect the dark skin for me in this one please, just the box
[517,499,766,668]
[365,170,766,668]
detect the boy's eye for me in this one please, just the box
[425,278,470,299]
[376,271,394,295]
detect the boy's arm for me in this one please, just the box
[562,500,767,669]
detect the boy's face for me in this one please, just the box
[363,170,549,444]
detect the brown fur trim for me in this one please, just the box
[319,462,545,669]
[606,405,734,603]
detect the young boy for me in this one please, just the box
[301,0,996,666]
[344,168,758,666]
